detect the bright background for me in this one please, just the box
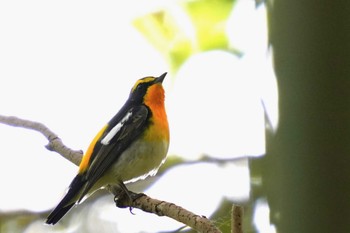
[0,1,277,232]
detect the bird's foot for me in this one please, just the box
[113,182,145,213]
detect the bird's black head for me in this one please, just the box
[129,73,167,104]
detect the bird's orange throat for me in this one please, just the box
[144,84,165,108]
[144,84,169,142]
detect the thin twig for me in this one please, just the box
[0,115,83,165]
[231,204,243,233]
[133,195,221,233]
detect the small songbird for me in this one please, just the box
[46,73,169,225]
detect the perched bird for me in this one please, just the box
[46,73,169,225]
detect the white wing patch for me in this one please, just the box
[101,111,132,145]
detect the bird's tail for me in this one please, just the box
[46,174,85,225]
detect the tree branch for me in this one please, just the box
[125,193,221,233]
[231,204,243,233]
[0,115,83,166]
[109,184,223,233]
[0,114,222,233]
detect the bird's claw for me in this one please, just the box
[114,189,145,210]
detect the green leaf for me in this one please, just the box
[132,0,236,73]
[184,0,235,51]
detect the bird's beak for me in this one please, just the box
[156,72,167,83]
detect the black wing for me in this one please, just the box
[46,174,85,224]
[78,105,149,201]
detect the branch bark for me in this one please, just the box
[0,114,222,233]
[131,194,220,233]
[231,204,243,233]
[0,115,83,166]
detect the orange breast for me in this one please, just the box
[143,84,169,142]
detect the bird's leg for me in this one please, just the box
[113,182,145,212]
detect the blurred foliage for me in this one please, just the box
[133,0,236,73]
[157,155,186,175]
[0,211,44,233]
[183,0,233,51]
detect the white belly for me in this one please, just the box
[102,139,169,185]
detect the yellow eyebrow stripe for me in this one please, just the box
[131,77,155,92]
[78,124,108,173]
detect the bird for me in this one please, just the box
[46,73,169,225]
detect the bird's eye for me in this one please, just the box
[136,83,143,90]
[132,83,146,94]
[131,77,155,93]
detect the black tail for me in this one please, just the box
[46,174,85,225]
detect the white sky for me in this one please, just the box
[0,1,277,232]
